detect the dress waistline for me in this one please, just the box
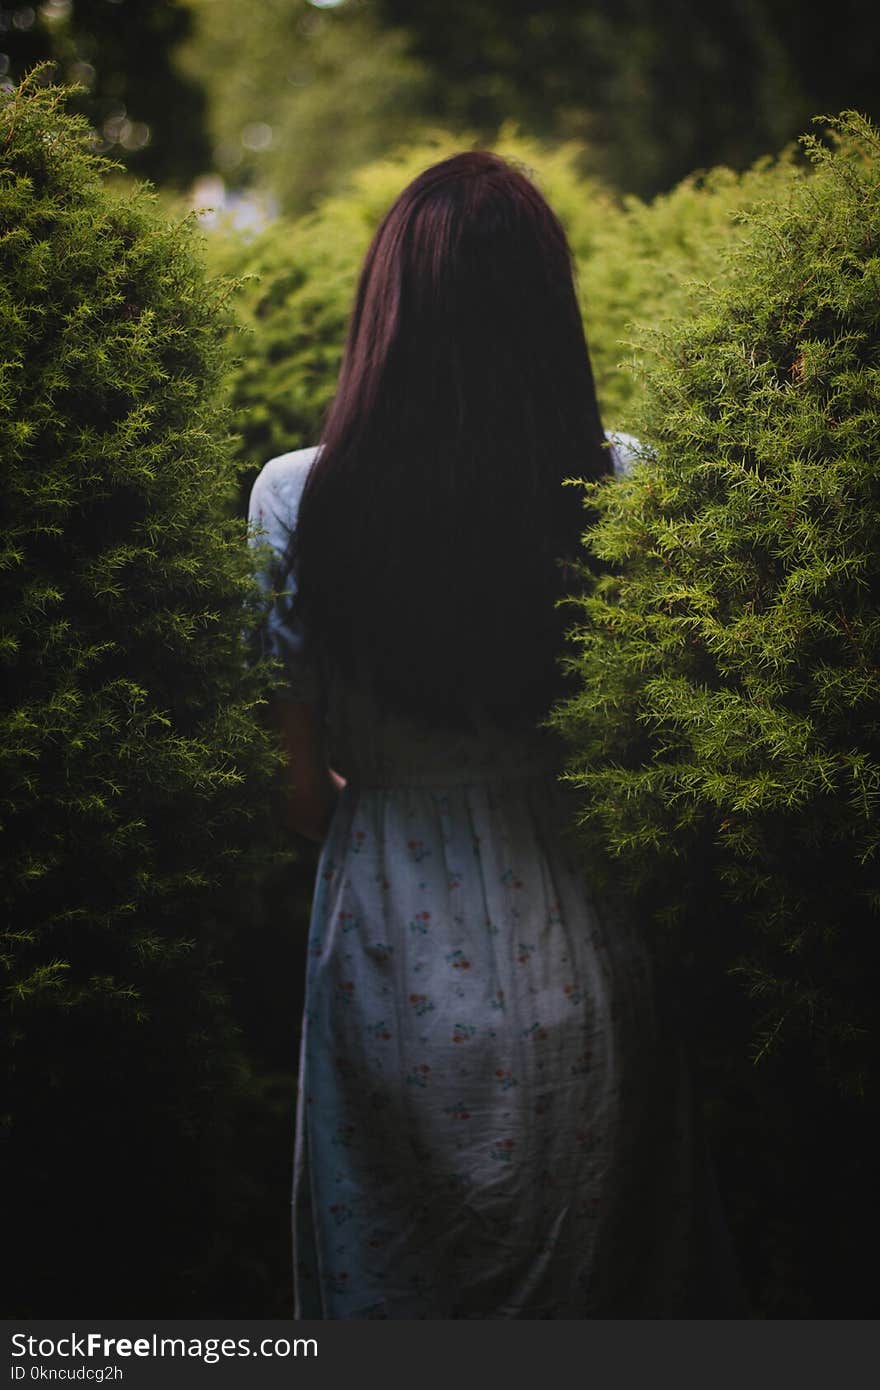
[347,759,562,790]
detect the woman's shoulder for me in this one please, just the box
[604,429,643,478]
[248,445,321,553]
[249,444,320,522]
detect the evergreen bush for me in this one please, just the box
[551,112,880,1315]
[581,150,803,426]
[1,76,281,1313]
[553,111,880,1096]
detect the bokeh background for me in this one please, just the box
[3,0,879,1321]
[4,0,880,216]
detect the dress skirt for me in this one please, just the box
[291,771,744,1319]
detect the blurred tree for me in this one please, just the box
[372,0,880,197]
[179,0,431,215]
[5,0,877,205]
[0,0,210,186]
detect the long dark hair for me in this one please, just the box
[293,149,609,728]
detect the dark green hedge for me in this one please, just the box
[551,111,880,1315]
[553,111,880,1095]
[1,76,284,1314]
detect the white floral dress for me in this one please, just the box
[248,437,745,1319]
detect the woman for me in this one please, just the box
[249,151,743,1318]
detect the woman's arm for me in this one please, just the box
[269,699,346,844]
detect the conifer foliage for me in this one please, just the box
[553,113,880,1098]
[1,77,278,1311]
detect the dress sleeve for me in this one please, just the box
[604,429,644,477]
[247,447,321,703]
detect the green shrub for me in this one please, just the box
[552,111,880,1098]
[550,111,880,1318]
[581,150,804,426]
[1,76,280,1313]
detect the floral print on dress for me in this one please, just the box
[366,1020,392,1041]
[405,1064,431,1088]
[366,941,394,963]
[408,992,434,1017]
[490,1138,516,1163]
[451,1022,476,1044]
[521,1021,549,1042]
[444,1101,472,1121]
